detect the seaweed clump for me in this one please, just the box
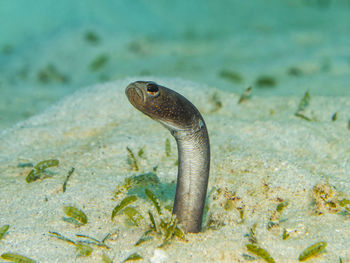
[123,252,143,262]
[287,67,303,76]
[208,92,223,113]
[298,241,327,262]
[49,231,111,258]
[246,244,275,263]
[295,91,312,121]
[111,161,185,246]
[1,44,14,55]
[312,182,342,215]
[267,200,289,231]
[112,187,186,247]
[238,87,252,104]
[37,64,69,84]
[219,69,243,83]
[25,159,59,183]
[0,225,9,240]
[255,75,276,88]
[84,31,100,45]
[115,171,160,197]
[1,253,36,263]
[205,187,244,229]
[242,223,276,263]
[89,54,109,71]
[63,206,88,226]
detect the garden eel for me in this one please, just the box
[125,81,210,233]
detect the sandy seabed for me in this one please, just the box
[0,78,349,262]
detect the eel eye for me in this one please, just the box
[146,83,160,97]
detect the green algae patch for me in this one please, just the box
[219,69,243,83]
[135,230,153,246]
[296,91,310,112]
[255,75,276,88]
[123,252,143,262]
[1,253,36,263]
[84,31,100,45]
[102,253,113,263]
[37,64,69,84]
[287,66,303,76]
[89,54,109,71]
[113,173,185,247]
[0,224,9,240]
[282,228,290,240]
[159,216,185,246]
[148,211,157,231]
[209,91,223,113]
[48,231,76,245]
[49,231,111,257]
[48,231,106,258]
[298,241,327,262]
[34,159,59,171]
[126,172,160,188]
[126,147,139,171]
[295,91,312,121]
[111,195,138,219]
[25,159,59,183]
[145,188,162,215]
[331,112,337,121]
[165,138,171,157]
[248,224,258,244]
[75,234,110,249]
[123,207,144,226]
[63,167,75,192]
[118,186,186,247]
[238,87,252,104]
[339,199,350,207]
[145,189,185,244]
[160,216,178,244]
[1,44,14,55]
[17,162,33,168]
[267,200,289,230]
[276,201,289,212]
[76,242,93,257]
[63,206,88,225]
[312,182,342,215]
[246,244,275,263]
[115,171,160,197]
[137,147,145,158]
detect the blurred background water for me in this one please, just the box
[0,0,349,130]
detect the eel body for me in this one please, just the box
[125,81,210,233]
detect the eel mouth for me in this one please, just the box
[125,83,145,105]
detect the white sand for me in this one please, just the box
[0,78,349,262]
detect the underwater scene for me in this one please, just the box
[0,0,350,262]
[1,0,350,129]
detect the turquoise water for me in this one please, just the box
[1,0,350,130]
